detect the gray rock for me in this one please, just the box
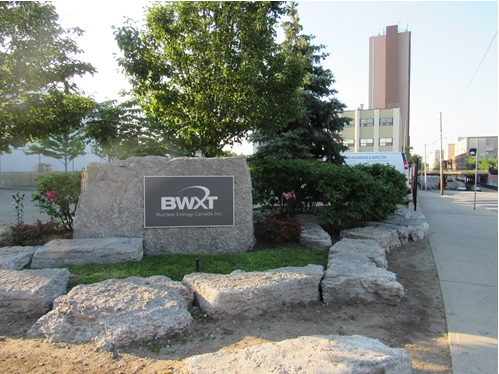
[0,246,38,270]
[30,238,143,268]
[184,334,412,374]
[369,222,411,245]
[340,225,401,253]
[296,214,332,251]
[409,211,426,220]
[329,238,387,269]
[73,156,255,255]
[28,276,194,350]
[0,268,70,318]
[383,218,429,241]
[387,206,411,219]
[182,265,324,318]
[322,252,405,304]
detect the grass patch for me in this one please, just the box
[64,246,328,290]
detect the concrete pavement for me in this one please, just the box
[417,189,498,374]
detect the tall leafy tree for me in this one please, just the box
[0,2,96,152]
[85,99,185,161]
[114,1,305,157]
[24,131,86,172]
[251,2,348,163]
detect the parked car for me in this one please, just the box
[473,184,482,192]
[457,185,467,191]
[446,177,453,182]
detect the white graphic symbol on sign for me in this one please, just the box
[161,186,218,210]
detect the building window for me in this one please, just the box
[380,138,393,146]
[345,119,355,128]
[343,139,354,147]
[360,138,374,147]
[380,118,393,126]
[360,119,374,127]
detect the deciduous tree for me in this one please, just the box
[24,131,86,172]
[115,1,304,157]
[0,2,96,152]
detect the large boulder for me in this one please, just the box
[383,218,429,241]
[0,268,70,318]
[30,238,143,268]
[295,215,332,251]
[184,334,412,374]
[329,238,387,269]
[368,222,411,245]
[28,276,194,350]
[182,264,324,318]
[340,225,401,253]
[73,156,255,255]
[321,252,404,305]
[0,246,38,270]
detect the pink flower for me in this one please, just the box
[45,188,58,201]
[283,192,296,200]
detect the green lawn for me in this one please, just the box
[64,246,329,290]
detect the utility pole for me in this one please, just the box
[474,139,479,210]
[439,113,444,195]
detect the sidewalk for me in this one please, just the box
[417,189,498,374]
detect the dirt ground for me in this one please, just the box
[0,237,452,374]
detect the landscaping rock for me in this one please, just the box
[30,238,143,268]
[388,205,411,219]
[295,214,332,251]
[409,211,426,220]
[322,252,404,304]
[383,218,429,241]
[369,222,411,245]
[73,156,255,255]
[184,334,412,374]
[28,276,194,350]
[0,246,38,270]
[329,238,387,269]
[182,265,324,318]
[340,225,401,253]
[0,268,70,318]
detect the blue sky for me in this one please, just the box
[55,1,498,158]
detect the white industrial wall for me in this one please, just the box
[0,144,103,173]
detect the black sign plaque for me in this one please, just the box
[144,176,234,228]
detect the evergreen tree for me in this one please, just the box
[250,2,348,163]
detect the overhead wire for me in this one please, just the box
[443,29,498,131]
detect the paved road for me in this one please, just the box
[417,189,498,374]
[0,188,50,230]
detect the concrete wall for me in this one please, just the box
[0,173,43,188]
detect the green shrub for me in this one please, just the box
[249,159,331,218]
[315,163,407,230]
[32,172,82,230]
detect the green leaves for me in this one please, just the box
[24,131,86,172]
[0,2,96,152]
[251,2,348,163]
[115,1,304,157]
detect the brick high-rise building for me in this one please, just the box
[369,25,411,148]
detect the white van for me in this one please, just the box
[341,152,410,189]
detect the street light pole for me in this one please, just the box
[424,143,427,191]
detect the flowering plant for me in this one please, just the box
[32,172,82,231]
[45,188,58,201]
[12,190,25,225]
[282,192,296,200]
